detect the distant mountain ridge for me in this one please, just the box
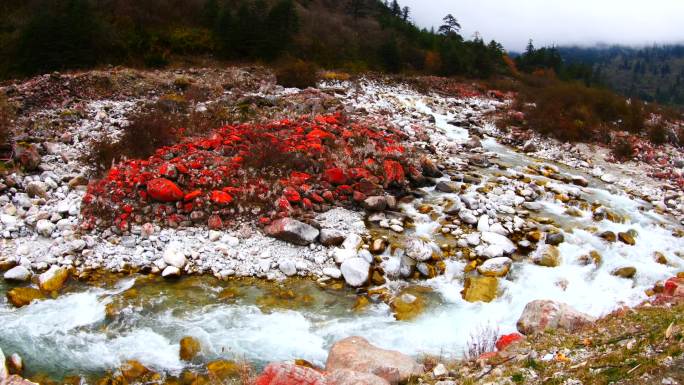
[557,44,684,107]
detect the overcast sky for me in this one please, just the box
[400,0,684,51]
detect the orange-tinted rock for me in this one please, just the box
[147,178,184,202]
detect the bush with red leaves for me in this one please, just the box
[81,114,418,231]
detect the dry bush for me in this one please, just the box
[647,120,668,145]
[275,60,319,89]
[612,137,635,160]
[0,95,13,147]
[464,323,500,361]
[520,81,631,142]
[82,109,182,175]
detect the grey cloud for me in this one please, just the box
[400,0,684,51]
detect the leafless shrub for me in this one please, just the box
[464,323,500,361]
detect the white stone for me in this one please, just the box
[477,215,490,232]
[208,231,222,242]
[600,174,616,183]
[481,231,516,254]
[4,266,31,282]
[278,259,297,276]
[161,266,181,277]
[459,211,477,225]
[405,239,434,261]
[163,242,187,268]
[477,257,512,276]
[489,222,508,235]
[342,233,363,250]
[433,363,448,377]
[481,244,505,259]
[340,257,370,287]
[466,232,481,246]
[323,267,342,279]
[333,247,356,264]
[35,219,55,237]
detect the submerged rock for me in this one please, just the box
[325,336,424,383]
[618,232,636,245]
[390,292,425,321]
[533,245,561,267]
[6,287,44,308]
[264,218,320,245]
[462,276,498,303]
[612,266,637,279]
[516,300,596,335]
[179,336,201,361]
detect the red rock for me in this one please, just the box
[302,198,313,209]
[322,191,334,202]
[495,333,525,351]
[147,178,184,202]
[383,160,405,186]
[310,193,325,204]
[211,191,233,205]
[352,191,366,202]
[159,163,178,179]
[337,185,353,195]
[184,190,202,201]
[477,351,498,361]
[208,215,223,230]
[664,277,684,296]
[277,197,292,211]
[284,187,301,203]
[255,362,326,385]
[324,168,347,185]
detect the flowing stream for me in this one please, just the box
[2,96,683,382]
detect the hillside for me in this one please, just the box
[0,0,506,79]
[558,45,684,107]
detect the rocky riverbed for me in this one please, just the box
[1,67,683,384]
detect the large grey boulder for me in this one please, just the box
[264,218,319,245]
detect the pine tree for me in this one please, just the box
[438,14,461,37]
[390,0,401,16]
[401,6,410,21]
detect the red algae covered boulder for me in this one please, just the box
[147,178,184,202]
[325,336,423,383]
[255,362,326,385]
[516,300,596,335]
[324,168,347,185]
[495,332,525,351]
[81,114,419,230]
